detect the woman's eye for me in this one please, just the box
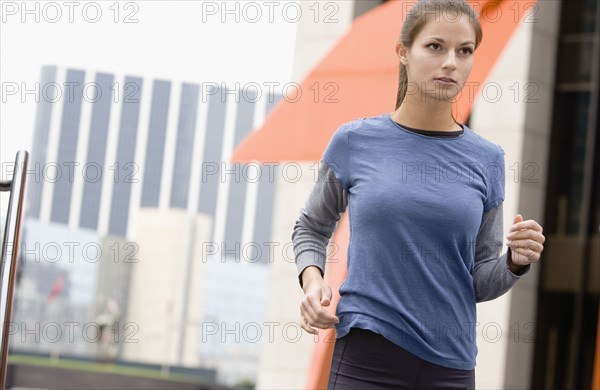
[461,48,474,55]
[428,43,441,50]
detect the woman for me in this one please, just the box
[291,0,546,388]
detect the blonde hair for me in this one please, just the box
[395,0,483,122]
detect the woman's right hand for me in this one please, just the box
[299,268,340,334]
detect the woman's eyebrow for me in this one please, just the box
[427,37,475,46]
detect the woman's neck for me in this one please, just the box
[391,99,460,131]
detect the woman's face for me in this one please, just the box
[398,12,476,102]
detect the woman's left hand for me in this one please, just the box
[506,214,545,268]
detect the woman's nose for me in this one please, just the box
[442,52,457,69]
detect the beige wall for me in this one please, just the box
[256,2,356,388]
[469,13,532,390]
[470,1,560,389]
[122,209,212,367]
[503,1,562,389]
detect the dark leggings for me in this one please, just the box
[327,327,475,389]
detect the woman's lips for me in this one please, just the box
[435,77,457,86]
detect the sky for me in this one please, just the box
[0,0,299,216]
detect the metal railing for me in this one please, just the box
[0,150,29,389]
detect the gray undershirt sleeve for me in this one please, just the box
[473,202,531,302]
[292,160,348,289]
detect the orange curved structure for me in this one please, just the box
[231,0,528,164]
[230,0,535,388]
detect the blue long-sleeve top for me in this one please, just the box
[292,113,530,370]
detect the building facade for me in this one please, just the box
[19,66,285,386]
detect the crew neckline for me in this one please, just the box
[385,113,466,140]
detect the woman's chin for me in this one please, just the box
[424,91,460,103]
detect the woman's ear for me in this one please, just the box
[396,41,408,65]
